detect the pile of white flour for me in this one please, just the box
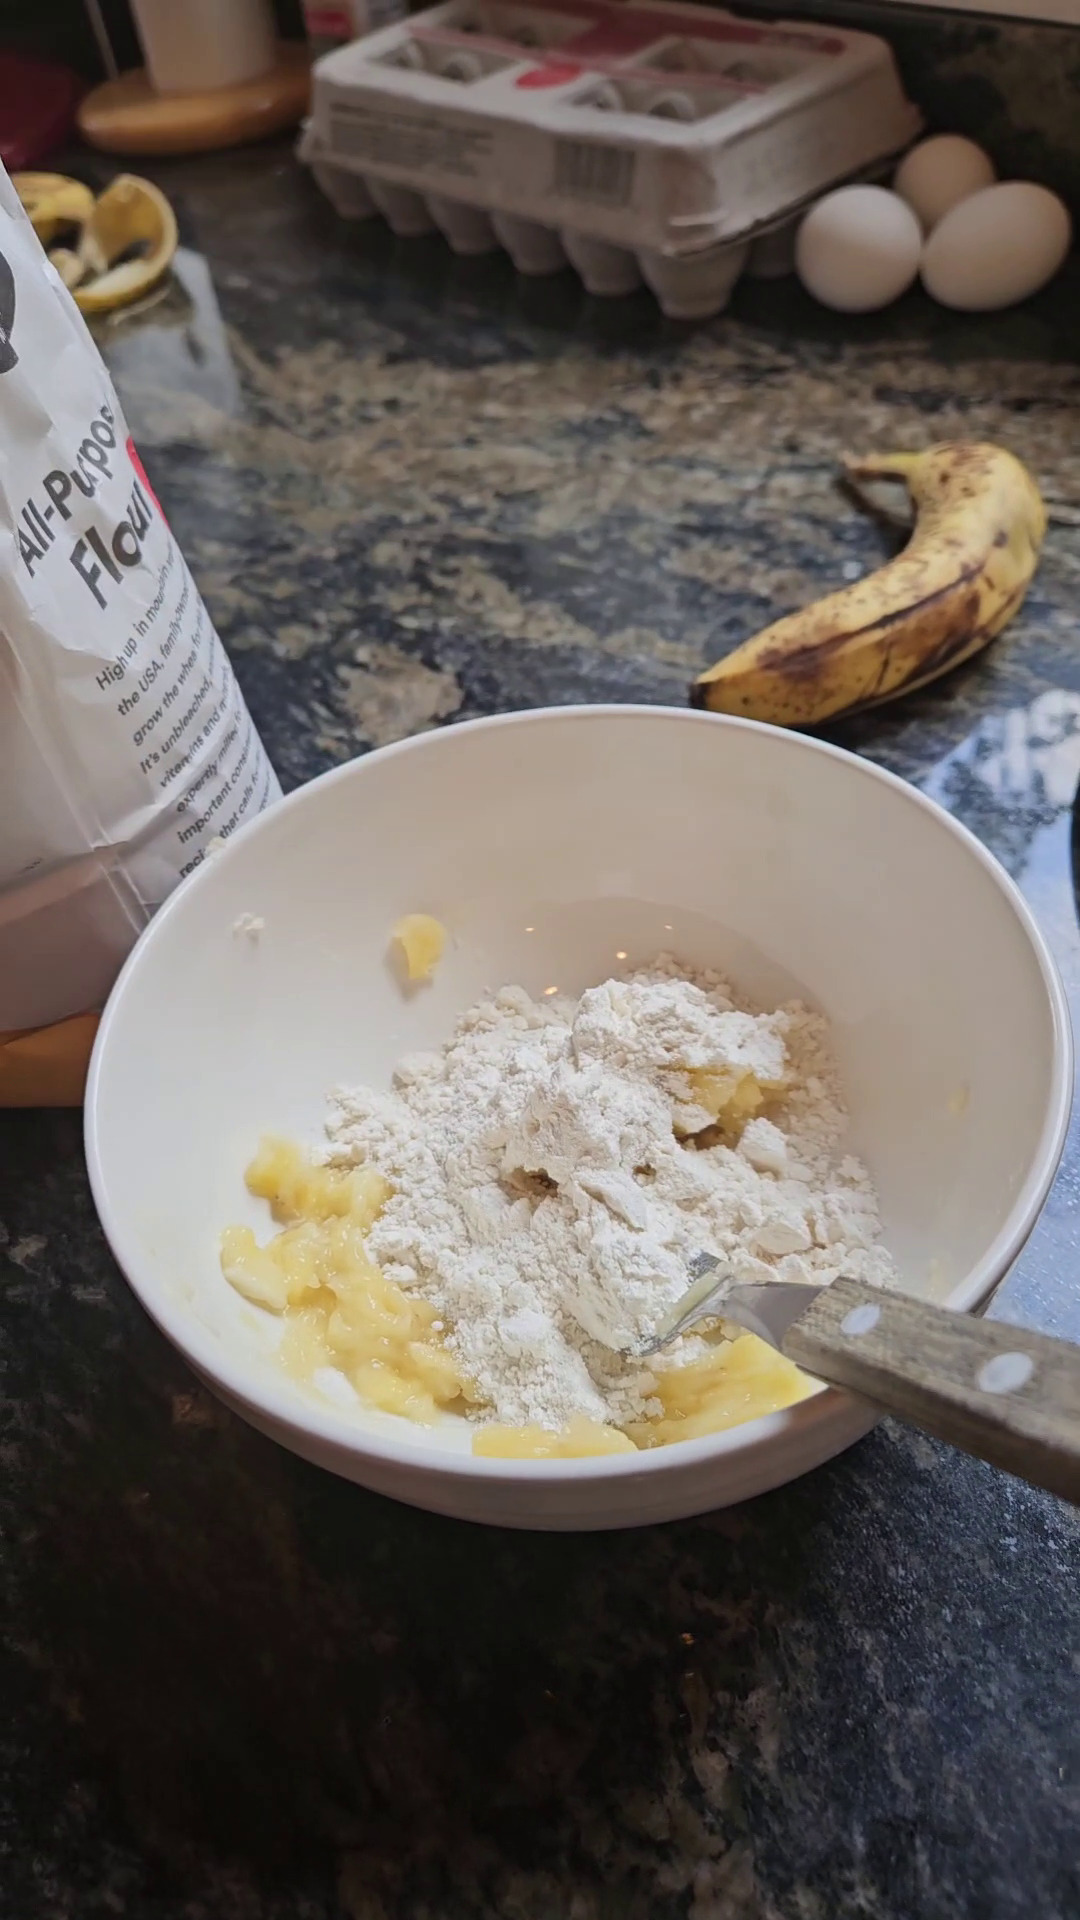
[326,958,895,1430]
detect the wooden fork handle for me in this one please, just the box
[782,1276,1080,1505]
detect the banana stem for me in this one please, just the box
[842,451,921,485]
[842,453,917,532]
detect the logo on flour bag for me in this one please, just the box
[0,249,17,373]
[126,437,164,520]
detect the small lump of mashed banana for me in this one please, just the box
[392,913,447,983]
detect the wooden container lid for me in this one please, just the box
[77,42,310,156]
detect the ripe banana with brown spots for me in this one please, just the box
[692,443,1046,727]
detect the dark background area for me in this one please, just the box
[0,0,305,73]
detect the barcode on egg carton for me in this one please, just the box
[301,0,921,319]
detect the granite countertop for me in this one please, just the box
[2,145,1078,1920]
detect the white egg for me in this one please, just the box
[921,181,1072,311]
[796,186,922,314]
[894,135,995,231]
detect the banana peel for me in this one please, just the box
[74,174,178,312]
[13,172,96,243]
[693,442,1046,727]
[12,170,178,314]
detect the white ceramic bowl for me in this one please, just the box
[86,708,1072,1530]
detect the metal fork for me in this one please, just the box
[633,1252,1080,1505]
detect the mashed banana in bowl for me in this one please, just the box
[221,956,894,1455]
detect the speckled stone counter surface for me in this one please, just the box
[2,147,1079,1920]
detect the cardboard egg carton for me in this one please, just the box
[301,0,921,316]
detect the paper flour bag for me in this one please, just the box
[0,164,281,1091]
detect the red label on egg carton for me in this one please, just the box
[515,61,584,86]
[304,4,356,31]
